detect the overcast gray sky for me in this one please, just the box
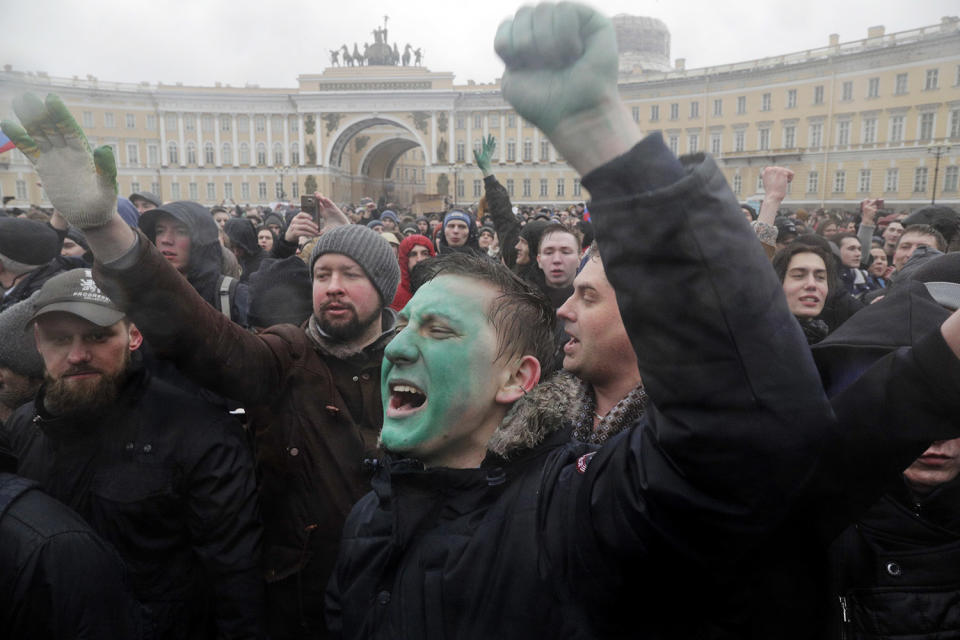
[3,0,958,87]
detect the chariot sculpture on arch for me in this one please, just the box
[334,16,424,67]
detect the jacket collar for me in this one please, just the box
[306,307,398,362]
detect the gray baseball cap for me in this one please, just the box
[30,269,125,327]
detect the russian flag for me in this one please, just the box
[582,205,590,222]
[0,130,14,154]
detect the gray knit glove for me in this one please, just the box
[1,93,118,229]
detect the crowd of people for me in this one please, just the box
[1,4,959,639]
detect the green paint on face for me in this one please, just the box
[380,275,507,466]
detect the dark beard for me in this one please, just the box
[43,352,130,416]
[317,304,381,343]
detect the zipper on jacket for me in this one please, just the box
[838,595,849,640]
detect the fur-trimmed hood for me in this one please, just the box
[487,371,581,459]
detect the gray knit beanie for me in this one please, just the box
[0,293,45,378]
[309,224,401,304]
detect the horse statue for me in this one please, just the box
[341,44,353,67]
[392,43,400,65]
[352,43,363,66]
[402,44,412,66]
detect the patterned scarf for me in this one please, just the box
[571,379,649,446]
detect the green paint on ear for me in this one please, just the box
[92,146,118,194]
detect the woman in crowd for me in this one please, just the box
[773,243,835,344]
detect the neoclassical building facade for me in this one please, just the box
[1,15,958,211]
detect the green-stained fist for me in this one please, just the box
[494,2,619,137]
[473,134,496,176]
[1,93,118,229]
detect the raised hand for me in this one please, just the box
[1,93,118,229]
[473,134,496,177]
[494,3,639,175]
[315,193,349,231]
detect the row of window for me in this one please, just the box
[79,112,302,135]
[492,177,581,199]
[631,67,957,125]
[728,165,960,196]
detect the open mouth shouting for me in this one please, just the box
[387,381,427,418]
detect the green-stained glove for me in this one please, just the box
[473,134,496,177]
[1,93,118,229]
[494,3,619,137]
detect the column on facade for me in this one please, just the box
[431,112,438,164]
[315,112,323,167]
[283,114,290,166]
[533,127,540,164]
[214,114,222,166]
[159,111,168,167]
[298,114,305,166]
[248,113,255,167]
[266,114,274,167]
[231,114,239,168]
[499,111,506,163]
[465,112,472,166]
[196,112,204,168]
[177,112,186,168]
[448,110,455,165]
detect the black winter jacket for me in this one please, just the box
[0,473,141,639]
[327,137,838,639]
[3,362,264,639]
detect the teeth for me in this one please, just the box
[392,384,422,394]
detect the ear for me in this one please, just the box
[495,355,541,405]
[127,323,144,351]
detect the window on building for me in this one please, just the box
[951,108,960,138]
[258,182,267,199]
[507,140,516,162]
[255,116,265,132]
[837,121,850,147]
[130,181,140,194]
[713,99,723,116]
[833,170,846,193]
[761,93,771,111]
[125,113,136,129]
[895,73,908,95]
[690,102,699,118]
[670,103,679,120]
[204,142,214,164]
[632,106,640,123]
[813,85,824,105]
[522,139,532,162]
[221,143,232,165]
[15,179,27,200]
[82,111,94,128]
[858,169,871,193]
[273,143,283,165]
[862,118,877,144]
[758,128,770,151]
[145,114,157,131]
[506,179,515,197]
[473,113,483,129]
[456,142,465,163]
[540,140,550,161]
[944,166,959,192]
[807,171,818,193]
[522,118,532,129]
[919,113,935,141]
[221,116,231,132]
[473,179,482,198]
[868,77,879,98]
[710,133,722,155]
[539,178,548,197]
[737,96,746,114]
[889,115,904,143]
[573,178,581,196]
[650,105,660,121]
[291,143,299,164]
[275,182,283,199]
[507,113,516,128]
[732,174,742,195]
[184,114,195,131]
[455,116,464,130]
[225,182,234,200]
[925,68,939,91]
[734,130,745,152]
[668,135,679,155]
[456,179,465,198]
[104,112,115,128]
[238,116,249,133]
[165,114,177,130]
[522,179,531,197]
[189,182,198,200]
[186,142,197,165]
[885,168,898,192]
[841,81,853,101]
[291,181,299,199]
[167,141,178,164]
[784,126,796,148]
[688,134,699,154]
[126,143,139,165]
[201,115,213,132]
[809,123,823,149]
[241,182,250,200]
[786,89,797,109]
[914,167,929,192]
[171,183,181,199]
[956,65,960,87]
[757,174,764,192]
[147,144,159,165]
[489,113,499,127]
[556,178,565,197]
[256,143,266,165]
[239,143,250,165]
[207,182,216,201]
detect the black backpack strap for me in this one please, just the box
[0,472,37,519]
[217,275,237,321]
